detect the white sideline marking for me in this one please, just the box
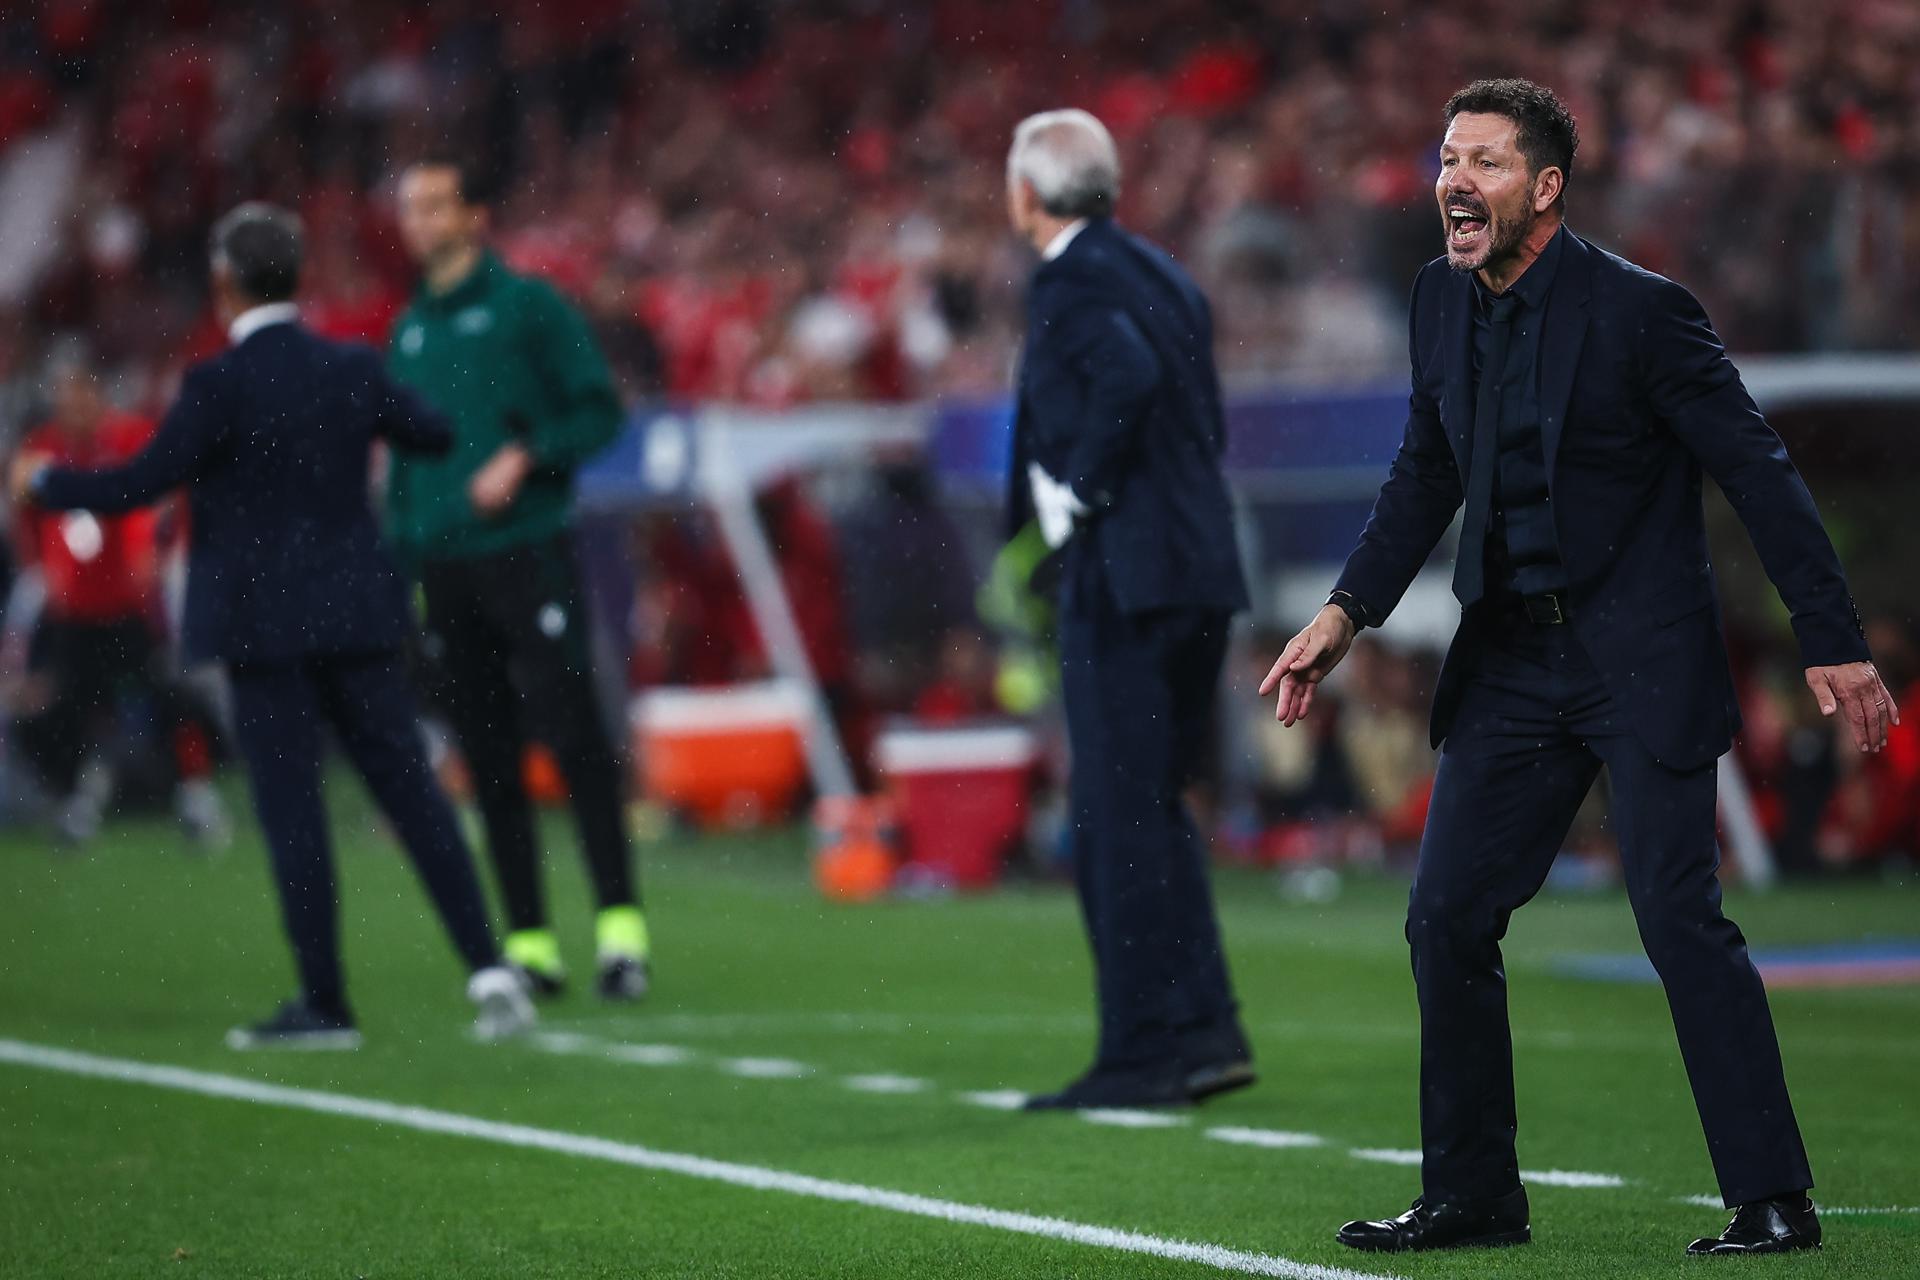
[1525,1169,1625,1189]
[1681,1195,1920,1217]
[958,1089,1028,1111]
[1081,1108,1188,1130]
[1208,1128,1327,1151]
[567,1011,1092,1038]
[1350,1148,1422,1166]
[718,1056,813,1080]
[1821,1206,1920,1217]
[843,1073,931,1095]
[532,1031,695,1067]
[606,1044,697,1066]
[0,1039,1397,1280]
[1352,1148,1626,1188]
[536,1034,1630,1193]
[529,1031,597,1051]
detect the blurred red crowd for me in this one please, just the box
[0,0,1917,420]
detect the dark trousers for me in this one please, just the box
[1058,571,1246,1072]
[18,615,214,791]
[1412,616,1810,1208]
[228,650,499,1013]
[420,534,635,933]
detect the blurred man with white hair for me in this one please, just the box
[1005,109,1255,1110]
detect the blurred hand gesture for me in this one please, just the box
[9,452,50,505]
[469,443,533,518]
[1260,604,1356,726]
[1806,661,1900,753]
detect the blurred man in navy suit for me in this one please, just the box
[1262,80,1897,1256]
[14,204,533,1050]
[1005,110,1254,1111]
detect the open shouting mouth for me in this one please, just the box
[1447,198,1490,251]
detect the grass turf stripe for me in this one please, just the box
[0,1038,1398,1280]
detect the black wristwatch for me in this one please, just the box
[1325,590,1373,633]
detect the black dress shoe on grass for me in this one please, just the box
[1337,1186,1531,1253]
[1023,1065,1190,1111]
[1183,1057,1257,1103]
[225,1000,361,1051]
[1687,1195,1821,1256]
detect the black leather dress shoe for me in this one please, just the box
[1336,1187,1531,1252]
[1023,1065,1190,1111]
[1183,1057,1257,1103]
[1687,1195,1821,1256]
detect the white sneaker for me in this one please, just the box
[467,964,536,1042]
[56,757,115,845]
[175,778,234,853]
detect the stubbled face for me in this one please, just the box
[1436,112,1546,274]
[397,166,484,268]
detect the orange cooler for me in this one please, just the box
[633,682,809,826]
[874,721,1038,889]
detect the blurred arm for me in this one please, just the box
[35,368,222,514]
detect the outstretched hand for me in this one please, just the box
[1259,604,1357,726]
[8,452,50,504]
[1806,661,1900,753]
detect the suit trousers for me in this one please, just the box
[228,650,499,1013]
[1410,615,1811,1208]
[420,534,636,933]
[1058,563,1246,1072]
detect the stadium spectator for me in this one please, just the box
[9,340,228,848]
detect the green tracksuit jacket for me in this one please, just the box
[386,251,622,564]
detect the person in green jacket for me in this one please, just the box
[388,155,648,1001]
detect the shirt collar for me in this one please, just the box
[228,301,300,345]
[421,249,499,310]
[1476,223,1565,312]
[1041,219,1090,262]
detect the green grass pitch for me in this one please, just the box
[2,784,1916,1278]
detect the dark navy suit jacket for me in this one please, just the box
[36,321,451,664]
[1008,218,1249,616]
[1335,231,1868,769]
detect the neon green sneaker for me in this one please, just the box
[595,906,651,1002]
[503,928,566,999]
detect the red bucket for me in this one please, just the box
[874,721,1038,889]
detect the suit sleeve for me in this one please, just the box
[1331,270,1464,621]
[521,282,624,474]
[364,351,454,456]
[1642,277,1869,667]
[1004,401,1036,540]
[1045,284,1163,509]
[35,367,222,514]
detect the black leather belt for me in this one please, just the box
[1521,591,1568,625]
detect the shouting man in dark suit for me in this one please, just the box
[14,204,535,1050]
[1263,80,1897,1257]
[1005,110,1255,1112]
